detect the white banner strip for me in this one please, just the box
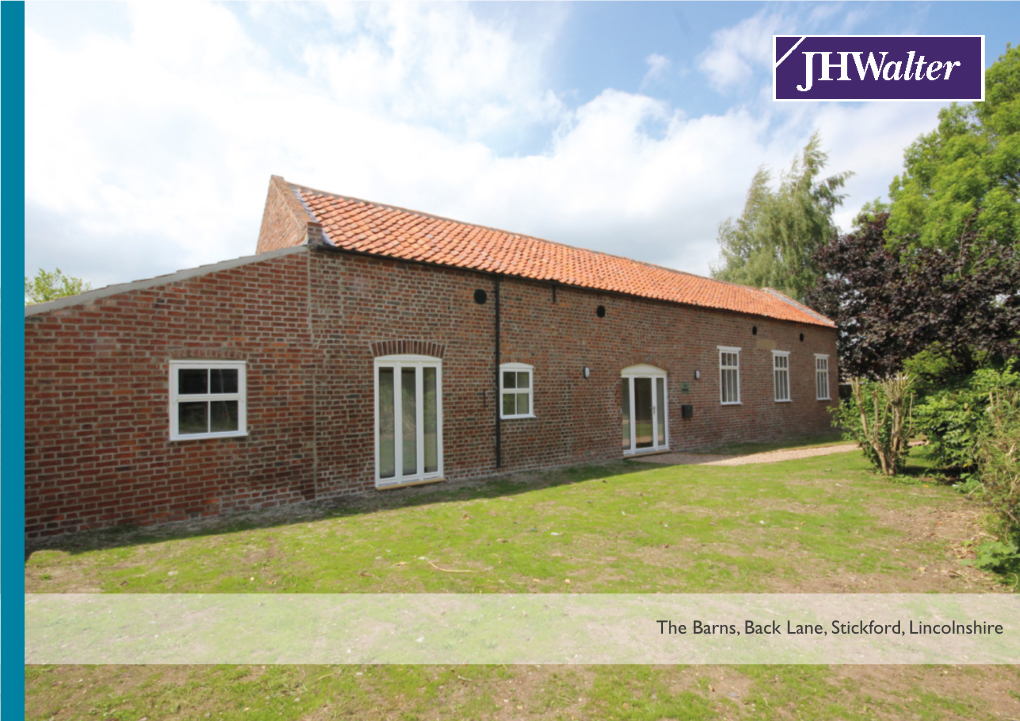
[26,593,1019,665]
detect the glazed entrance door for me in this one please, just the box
[621,366,668,455]
[375,356,443,487]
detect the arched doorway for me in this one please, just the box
[621,364,668,455]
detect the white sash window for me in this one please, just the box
[773,351,791,402]
[719,347,741,405]
[815,354,831,401]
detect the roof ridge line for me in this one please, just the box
[761,287,832,325]
[285,178,835,328]
[288,180,734,287]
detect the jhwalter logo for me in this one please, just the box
[774,35,984,102]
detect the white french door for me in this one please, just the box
[375,355,443,487]
[621,365,668,455]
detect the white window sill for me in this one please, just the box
[817,397,831,401]
[775,399,792,403]
[501,414,537,420]
[720,402,742,406]
[376,476,445,490]
[170,431,248,442]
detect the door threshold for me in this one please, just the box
[624,449,671,458]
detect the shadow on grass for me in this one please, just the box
[24,431,855,562]
[879,444,965,487]
[25,459,650,560]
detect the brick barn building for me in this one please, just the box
[24,175,838,538]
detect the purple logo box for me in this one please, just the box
[774,35,984,102]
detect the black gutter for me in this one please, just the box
[494,275,502,469]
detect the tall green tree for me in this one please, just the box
[806,213,1020,380]
[24,268,91,305]
[711,133,852,302]
[887,44,1020,254]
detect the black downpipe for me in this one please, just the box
[494,276,502,469]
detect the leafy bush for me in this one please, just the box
[964,540,1020,576]
[913,362,1020,471]
[975,389,1020,545]
[834,376,914,475]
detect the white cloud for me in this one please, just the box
[300,3,566,141]
[24,1,943,292]
[698,6,875,93]
[641,53,671,88]
[814,101,945,231]
[808,3,844,26]
[699,10,785,91]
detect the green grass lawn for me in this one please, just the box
[23,444,997,595]
[25,444,1020,720]
[25,663,1020,721]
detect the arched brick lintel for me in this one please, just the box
[371,340,446,359]
[619,355,670,372]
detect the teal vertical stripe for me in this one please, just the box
[2,1,27,716]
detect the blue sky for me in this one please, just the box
[23,2,1018,289]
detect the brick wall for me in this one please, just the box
[25,251,316,538]
[25,245,838,538]
[306,248,838,495]
[255,175,313,254]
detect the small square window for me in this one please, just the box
[500,364,534,419]
[170,361,247,440]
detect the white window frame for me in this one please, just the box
[621,364,669,455]
[374,354,444,488]
[500,363,535,419]
[773,350,791,403]
[169,360,247,441]
[815,354,831,401]
[718,346,742,405]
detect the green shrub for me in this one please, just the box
[834,376,914,476]
[913,361,1020,471]
[963,540,1020,575]
[975,389,1020,546]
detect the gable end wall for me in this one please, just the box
[256,176,312,254]
[25,251,315,538]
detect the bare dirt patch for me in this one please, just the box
[833,665,1020,720]
[25,562,101,594]
[874,501,994,549]
[763,498,1008,594]
[869,502,1008,592]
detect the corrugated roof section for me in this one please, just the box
[288,180,835,328]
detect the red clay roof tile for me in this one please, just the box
[286,180,834,328]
